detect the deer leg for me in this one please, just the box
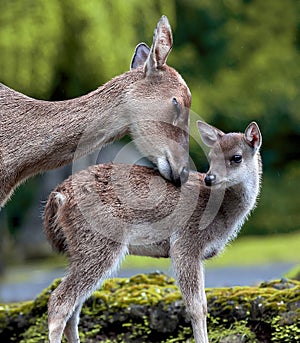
[170,243,208,343]
[48,240,127,343]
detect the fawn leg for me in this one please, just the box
[48,240,127,343]
[171,243,208,343]
[63,302,83,342]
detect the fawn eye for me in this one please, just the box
[231,155,242,164]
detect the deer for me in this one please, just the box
[43,120,262,343]
[0,15,191,208]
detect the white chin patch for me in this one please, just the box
[157,157,172,181]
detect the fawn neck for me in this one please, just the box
[207,152,262,247]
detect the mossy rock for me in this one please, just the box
[0,273,299,342]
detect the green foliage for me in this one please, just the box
[173,0,300,123]
[0,0,62,98]
[245,166,300,235]
[202,0,299,120]
[4,178,39,238]
[0,0,175,99]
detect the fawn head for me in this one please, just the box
[128,16,191,186]
[197,121,262,188]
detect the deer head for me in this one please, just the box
[128,16,191,186]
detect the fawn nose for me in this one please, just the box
[204,173,216,187]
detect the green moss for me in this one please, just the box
[271,315,300,343]
[0,274,299,342]
[208,319,257,342]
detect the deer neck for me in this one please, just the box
[0,70,142,198]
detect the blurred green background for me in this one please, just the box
[0,0,300,265]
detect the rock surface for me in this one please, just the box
[0,273,299,342]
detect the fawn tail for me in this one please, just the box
[44,190,68,254]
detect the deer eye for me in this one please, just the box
[172,97,180,115]
[172,98,181,121]
[230,155,242,164]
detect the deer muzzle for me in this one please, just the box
[157,156,189,186]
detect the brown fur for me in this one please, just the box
[43,121,262,343]
[0,16,191,207]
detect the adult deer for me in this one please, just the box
[44,121,262,343]
[0,16,191,208]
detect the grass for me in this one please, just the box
[2,232,300,286]
[122,231,300,270]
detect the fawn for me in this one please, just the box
[44,121,262,343]
[0,16,191,208]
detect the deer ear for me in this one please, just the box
[197,121,224,147]
[244,122,262,151]
[130,43,150,70]
[145,15,173,75]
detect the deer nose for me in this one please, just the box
[173,165,189,186]
[204,173,216,187]
[180,166,189,184]
[157,157,189,186]
[169,166,188,187]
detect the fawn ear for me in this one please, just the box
[197,121,224,147]
[145,15,173,75]
[244,122,262,151]
[130,43,150,70]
